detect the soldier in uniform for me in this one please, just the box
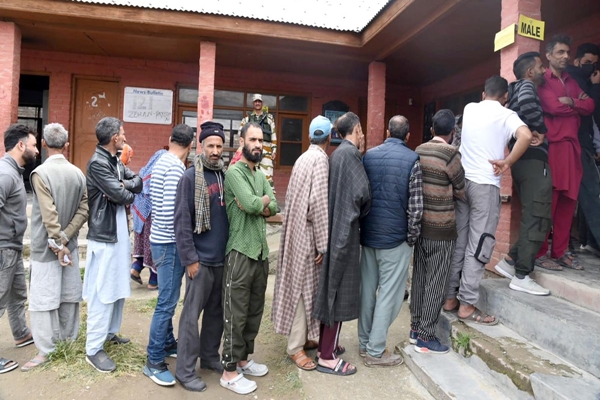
[239,93,277,192]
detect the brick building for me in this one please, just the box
[1,0,599,269]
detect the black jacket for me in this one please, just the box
[86,145,142,243]
[566,65,600,155]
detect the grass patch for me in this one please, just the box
[41,304,146,382]
[135,297,158,314]
[257,301,305,399]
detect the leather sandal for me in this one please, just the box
[289,350,316,371]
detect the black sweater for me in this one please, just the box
[174,166,229,267]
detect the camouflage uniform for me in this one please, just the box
[240,111,277,192]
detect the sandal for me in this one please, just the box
[303,339,318,351]
[316,358,356,376]
[334,345,345,356]
[0,358,18,374]
[130,271,143,285]
[535,256,563,271]
[459,308,498,326]
[290,350,316,371]
[15,334,34,348]
[557,253,584,270]
[21,355,47,372]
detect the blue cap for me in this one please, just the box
[309,115,332,139]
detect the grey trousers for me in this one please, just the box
[358,242,412,357]
[30,303,80,356]
[447,180,500,306]
[0,249,30,342]
[175,265,223,383]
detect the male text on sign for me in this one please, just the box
[517,14,545,41]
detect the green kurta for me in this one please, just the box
[224,161,277,260]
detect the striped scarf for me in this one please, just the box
[194,153,225,234]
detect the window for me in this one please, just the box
[177,87,309,168]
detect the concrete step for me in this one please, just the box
[401,344,510,400]
[437,310,600,400]
[477,279,600,378]
[530,251,600,314]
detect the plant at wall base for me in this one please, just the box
[452,332,472,357]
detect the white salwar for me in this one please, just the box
[29,252,83,356]
[83,206,131,355]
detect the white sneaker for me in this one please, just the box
[236,359,268,377]
[509,276,550,296]
[495,259,515,279]
[220,373,257,395]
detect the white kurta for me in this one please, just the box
[29,252,83,312]
[83,206,131,304]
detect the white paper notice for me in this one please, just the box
[123,87,173,125]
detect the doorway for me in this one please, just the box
[18,74,49,188]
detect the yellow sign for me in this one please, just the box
[494,24,516,52]
[518,14,545,41]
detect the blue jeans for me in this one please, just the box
[147,243,184,364]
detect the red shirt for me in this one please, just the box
[538,69,595,199]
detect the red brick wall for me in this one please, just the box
[20,49,379,175]
[0,22,21,153]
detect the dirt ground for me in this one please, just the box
[0,269,433,400]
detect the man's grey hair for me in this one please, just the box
[43,123,69,149]
[96,117,123,146]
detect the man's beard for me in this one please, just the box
[242,144,263,163]
[23,148,37,169]
[201,152,221,167]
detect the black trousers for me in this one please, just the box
[175,265,223,383]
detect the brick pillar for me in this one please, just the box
[197,41,216,135]
[0,22,21,155]
[366,61,386,150]
[489,0,542,270]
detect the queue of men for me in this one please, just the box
[0,33,598,395]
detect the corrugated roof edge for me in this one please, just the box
[67,0,391,33]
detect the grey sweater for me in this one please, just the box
[30,155,88,262]
[0,154,27,250]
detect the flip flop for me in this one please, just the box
[316,358,356,376]
[459,308,498,326]
[130,273,143,285]
[558,253,584,270]
[15,335,34,348]
[290,350,316,371]
[21,355,47,372]
[535,256,563,271]
[0,358,18,374]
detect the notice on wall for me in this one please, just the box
[494,23,516,52]
[123,87,173,125]
[517,14,545,41]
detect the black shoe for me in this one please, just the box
[200,359,224,374]
[108,334,130,345]
[177,377,207,392]
[86,350,116,373]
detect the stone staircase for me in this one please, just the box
[402,251,600,400]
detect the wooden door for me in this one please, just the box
[71,78,120,172]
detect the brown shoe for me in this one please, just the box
[364,349,403,368]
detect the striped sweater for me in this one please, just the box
[149,152,185,244]
[507,79,548,161]
[415,138,465,240]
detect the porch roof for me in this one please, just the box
[70,0,392,33]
